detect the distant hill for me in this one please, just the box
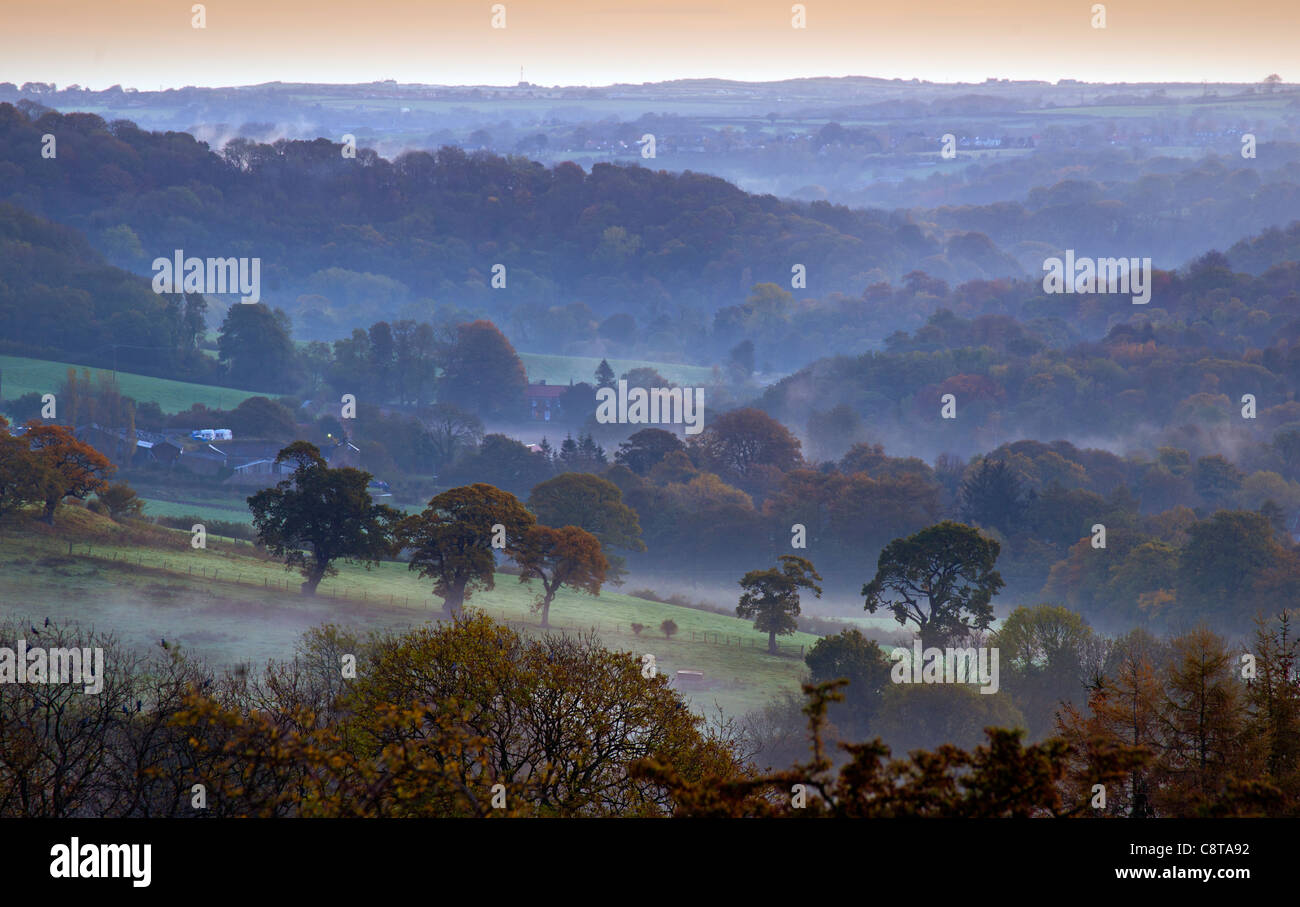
[0,103,1024,343]
[0,201,215,382]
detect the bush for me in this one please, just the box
[631,623,646,636]
[99,482,144,522]
[1,392,45,423]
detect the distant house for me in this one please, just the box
[524,380,566,422]
[195,440,287,485]
[227,457,290,485]
[135,437,182,468]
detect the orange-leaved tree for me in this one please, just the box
[400,483,535,616]
[516,524,607,628]
[23,421,113,524]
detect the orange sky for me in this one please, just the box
[1,0,1293,88]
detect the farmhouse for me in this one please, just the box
[524,380,566,422]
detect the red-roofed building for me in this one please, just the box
[524,381,566,422]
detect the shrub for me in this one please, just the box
[99,482,144,522]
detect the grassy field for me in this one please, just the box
[0,509,819,717]
[519,352,714,388]
[1028,97,1294,118]
[1,352,716,417]
[0,355,270,414]
[137,496,254,526]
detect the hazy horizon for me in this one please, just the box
[2,0,1293,90]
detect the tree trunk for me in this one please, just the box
[768,629,777,655]
[442,582,466,617]
[301,564,327,596]
[541,592,555,628]
[41,496,58,525]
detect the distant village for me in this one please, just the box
[38,421,366,488]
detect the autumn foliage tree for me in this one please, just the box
[247,441,401,595]
[633,680,1146,818]
[516,524,608,628]
[174,614,740,816]
[693,407,802,480]
[528,472,644,582]
[23,421,113,524]
[1245,611,1300,811]
[1056,624,1288,817]
[400,483,536,616]
[438,320,528,419]
[0,417,46,519]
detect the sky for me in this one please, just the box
[1,0,1294,89]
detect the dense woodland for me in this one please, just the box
[0,103,984,344]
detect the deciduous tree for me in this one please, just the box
[247,441,400,595]
[863,521,1003,646]
[400,483,535,615]
[516,524,607,628]
[24,421,113,524]
[737,555,821,655]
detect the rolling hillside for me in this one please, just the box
[0,354,269,414]
[0,508,821,717]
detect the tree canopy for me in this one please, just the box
[399,483,536,615]
[247,441,401,594]
[863,521,1004,646]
